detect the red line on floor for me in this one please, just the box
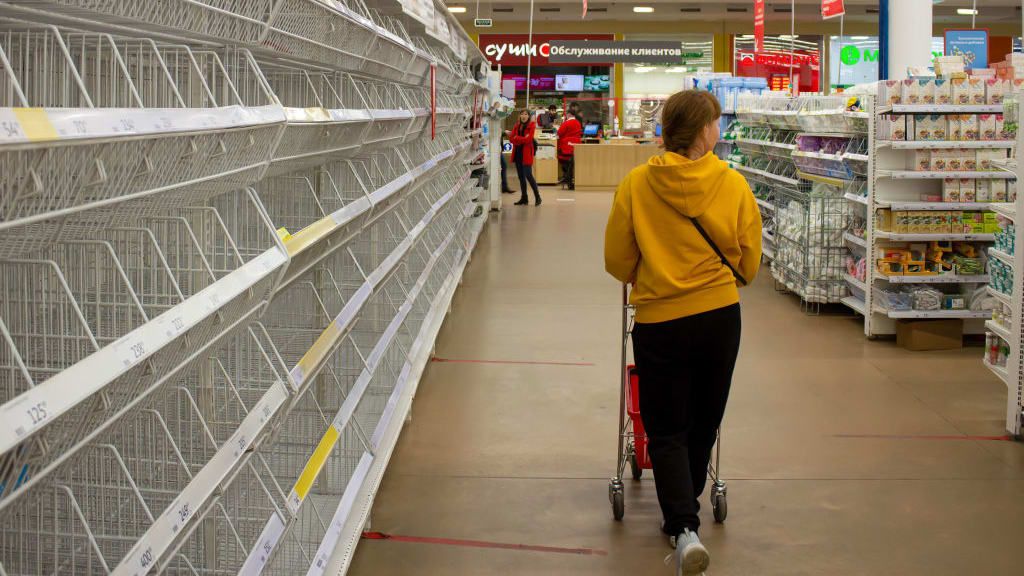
[362,531,608,556]
[431,357,594,367]
[834,433,1013,441]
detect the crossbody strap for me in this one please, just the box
[688,217,748,286]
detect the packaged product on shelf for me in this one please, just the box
[978,114,997,140]
[931,149,949,171]
[903,79,922,104]
[880,80,902,105]
[963,115,979,141]
[934,78,952,105]
[943,178,961,202]
[877,208,893,231]
[911,286,944,310]
[932,115,948,140]
[914,150,932,171]
[986,79,1007,104]
[960,180,977,202]
[977,149,1005,171]
[984,212,1001,233]
[943,294,967,310]
[895,210,911,233]
[912,114,928,140]
[921,78,937,104]
[995,114,1008,139]
[946,150,964,172]
[969,78,986,104]
[963,150,978,171]
[952,77,970,104]
[976,179,992,202]
[882,114,907,140]
[992,179,1008,202]
[1011,181,1019,202]
[948,115,963,140]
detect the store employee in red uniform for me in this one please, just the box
[557,104,582,190]
[508,109,542,206]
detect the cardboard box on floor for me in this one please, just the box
[896,319,964,351]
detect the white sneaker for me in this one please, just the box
[665,529,710,576]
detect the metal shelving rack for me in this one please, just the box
[736,94,868,311]
[0,1,488,575]
[865,93,1013,337]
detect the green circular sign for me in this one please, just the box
[840,45,861,66]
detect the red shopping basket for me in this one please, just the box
[625,365,651,472]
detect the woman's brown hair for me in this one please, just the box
[660,90,722,155]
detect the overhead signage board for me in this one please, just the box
[821,0,845,19]
[478,33,615,66]
[945,28,989,70]
[474,18,493,27]
[548,41,684,64]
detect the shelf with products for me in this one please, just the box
[878,274,990,284]
[991,202,1017,221]
[842,296,867,315]
[991,247,1015,267]
[879,170,1016,180]
[881,105,1005,114]
[878,140,1018,150]
[871,305,992,319]
[844,231,868,248]
[987,319,1013,342]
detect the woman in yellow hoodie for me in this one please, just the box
[604,90,761,575]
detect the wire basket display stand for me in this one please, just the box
[0,2,488,575]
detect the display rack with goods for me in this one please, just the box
[864,80,1017,338]
[0,2,487,575]
[982,96,1024,437]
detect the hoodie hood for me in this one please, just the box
[645,151,731,218]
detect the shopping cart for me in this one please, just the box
[610,285,728,523]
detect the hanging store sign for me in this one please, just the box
[754,0,766,52]
[478,33,614,66]
[821,0,845,19]
[474,18,493,27]
[548,41,684,64]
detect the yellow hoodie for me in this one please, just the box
[604,151,763,324]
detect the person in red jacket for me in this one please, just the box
[557,104,583,190]
[508,109,542,206]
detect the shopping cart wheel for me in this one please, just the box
[628,444,642,480]
[711,485,728,523]
[609,480,625,521]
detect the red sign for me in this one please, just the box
[821,0,845,19]
[478,33,615,66]
[753,0,765,52]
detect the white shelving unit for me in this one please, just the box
[981,106,1024,437]
[860,89,1019,338]
[0,2,490,575]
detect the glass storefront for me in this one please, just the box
[621,35,714,133]
[734,35,822,93]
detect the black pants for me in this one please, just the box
[632,304,741,536]
[500,153,511,191]
[515,162,540,202]
[559,157,575,188]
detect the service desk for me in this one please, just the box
[573,141,661,189]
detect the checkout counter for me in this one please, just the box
[504,128,661,190]
[573,139,661,189]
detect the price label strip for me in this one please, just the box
[304,453,373,576]
[0,248,286,455]
[239,512,287,576]
[113,382,289,576]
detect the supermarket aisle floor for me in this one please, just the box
[349,189,1024,576]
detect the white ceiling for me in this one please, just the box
[449,1,1024,23]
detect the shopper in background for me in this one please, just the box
[508,109,542,206]
[500,131,515,194]
[538,104,557,130]
[556,103,582,190]
[603,90,761,576]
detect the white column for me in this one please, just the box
[888,0,934,80]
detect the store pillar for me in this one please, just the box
[884,0,933,80]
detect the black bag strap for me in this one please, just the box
[688,217,748,286]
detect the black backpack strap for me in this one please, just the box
[688,217,748,286]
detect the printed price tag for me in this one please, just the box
[240,513,286,575]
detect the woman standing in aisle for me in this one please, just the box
[508,109,542,206]
[604,90,761,576]
[557,104,582,190]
